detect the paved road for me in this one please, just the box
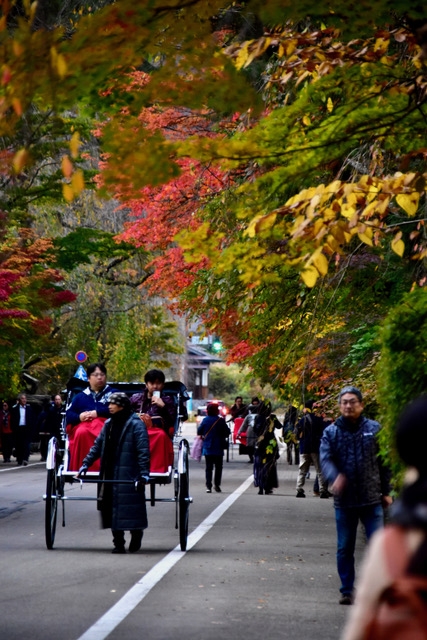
[0,426,366,640]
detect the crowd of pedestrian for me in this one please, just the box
[225,383,427,633]
[4,372,427,636]
[0,392,64,465]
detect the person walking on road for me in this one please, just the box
[45,394,64,441]
[237,402,259,463]
[295,399,329,498]
[253,401,281,495]
[11,393,36,466]
[283,405,299,465]
[78,392,150,554]
[198,402,230,493]
[1,400,13,463]
[320,386,392,605]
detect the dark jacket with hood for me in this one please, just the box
[198,415,230,456]
[320,415,391,508]
[83,409,150,531]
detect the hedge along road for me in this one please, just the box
[0,445,353,640]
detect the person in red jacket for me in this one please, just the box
[1,401,13,463]
[11,394,36,465]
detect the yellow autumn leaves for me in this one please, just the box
[13,132,84,202]
[62,132,84,202]
[245,171,424,288]
[50,46,68,80]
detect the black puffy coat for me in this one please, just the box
[83,411,150,531]
[320,415,391,508]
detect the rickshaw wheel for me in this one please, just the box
[178,440,190,551]
[45,469,58,549]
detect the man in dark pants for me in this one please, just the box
[198,403,230,493]
[320,385,392,605]
[295,399,329,498]
[40,394,64,461]
[11,393,36,465]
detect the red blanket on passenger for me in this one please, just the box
[66,420,173,474]
[66,418,106,472]
[147,426,174,473]
[233,417,245,445]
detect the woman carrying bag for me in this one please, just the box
[197,403,230,493]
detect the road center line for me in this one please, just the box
[76,473,254,640]
[0,462,44,473]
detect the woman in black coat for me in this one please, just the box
[79,392,150,554]
[253,401,282,495]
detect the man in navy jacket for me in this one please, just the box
[320,386,392,605]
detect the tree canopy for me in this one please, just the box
[99,3,427,421]
[1,0,427,454]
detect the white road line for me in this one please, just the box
[76,473,254,640]
[0,462,44,472]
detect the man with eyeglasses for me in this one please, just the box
[320,385,392,606]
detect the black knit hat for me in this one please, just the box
[395,395,427,474]
[108,392,131,409]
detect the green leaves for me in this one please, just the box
[53,229,144,272]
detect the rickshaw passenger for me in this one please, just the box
[130,369,177,436]
[66,363,116,472]
[130,369,176,473]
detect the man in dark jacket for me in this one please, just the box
[320,386,392,605]
[39,394,64,461]
[78,392,150,554]
[11,393,36,465]
[295,399,329,498]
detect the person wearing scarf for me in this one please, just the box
[78,392,150,554]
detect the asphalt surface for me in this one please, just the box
[0,423,369,640]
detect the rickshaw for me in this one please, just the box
[43,376,192,551]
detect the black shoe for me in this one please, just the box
[258,489,263,495]
[319,491,330,499]
[206,488,212,493]
[214,486,221,492]
[129,531,143,553]
[296,490,306,498]
[339,594,353,605]
[23,460,28,466]
[111,547,126,554]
